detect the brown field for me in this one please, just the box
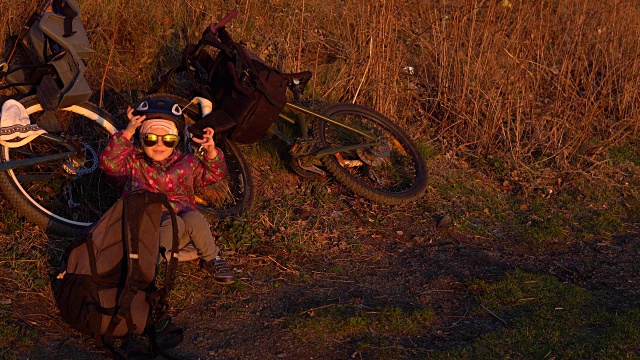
[1,0,640,359]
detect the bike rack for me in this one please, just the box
[0,133,77,172]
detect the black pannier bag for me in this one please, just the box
[153,26,288,144]
[204,27,288,144]
[54,190,183,359]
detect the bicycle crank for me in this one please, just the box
[291,156,325,178]
[290,137,325,178]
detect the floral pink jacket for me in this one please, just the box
[99,131,227,214]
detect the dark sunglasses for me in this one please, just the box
[142,133,179,148]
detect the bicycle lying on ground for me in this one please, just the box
[0,0,123,236]
[0,5,427,237]
[150,9,429,220]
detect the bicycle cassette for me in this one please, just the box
[356,140,390,167]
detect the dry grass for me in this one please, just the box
[2,3,640,357]
[407,0,640,172]
[2,0,640,176]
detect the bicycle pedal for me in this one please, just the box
[289,138,316,157]
[36,75,61,111]
[301,163,325,177]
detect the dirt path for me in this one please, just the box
[14,204,638,360]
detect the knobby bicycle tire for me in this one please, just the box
[148,93,254,220]
[0,96,123,236]
[314,104,428,205]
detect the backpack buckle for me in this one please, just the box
[117,306,129,319]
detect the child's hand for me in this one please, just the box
[192,127,218,159]
[123,106,145,139]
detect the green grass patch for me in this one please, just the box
[0,207,25,234]
[297,180,336,208]
[573,209,623,238]
[429,156,640,245]
[508,197,567,244]
[472,270,592,310]
[217,219,262,252]
[416,140,439,161]
[429,166,510,236]
[0,316,38,359]
[292,304,435,345]
[608,143,640,167]
[433,271,640,359]
[557,179,632,240]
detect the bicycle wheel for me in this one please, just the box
[0,96,123,236]
[314,104,427,204]
[148,93,254,220]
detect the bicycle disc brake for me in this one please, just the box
[62,135,98,179]
[356,140,391,167]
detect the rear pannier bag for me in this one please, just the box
[154,27,288,144]
[205,31,288,144]
[54,190,183,359]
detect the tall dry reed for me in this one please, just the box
[2,0,640,174]
[404,0,640,172]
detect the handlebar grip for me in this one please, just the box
[209,8,239,33]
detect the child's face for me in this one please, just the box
[142,127,176,162]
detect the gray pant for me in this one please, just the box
[159,210,219,261]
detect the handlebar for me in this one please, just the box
[199,8,238,51]
[209,8,239,34]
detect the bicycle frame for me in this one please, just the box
[267,102,384,160]
[0,133,77,172]
[142,9,428,219]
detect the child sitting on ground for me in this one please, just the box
[99,97,234,284]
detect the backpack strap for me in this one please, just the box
[148,21,236,98]
[101,191,181,357]
[148,192,180,310]
[143,192,183,356]
[209,27,286,107]
[51,0,78,37]
[202,26,236,57]
[146,309,183,360]
[102,192,144,346]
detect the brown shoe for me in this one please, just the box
[201,257,235,285]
